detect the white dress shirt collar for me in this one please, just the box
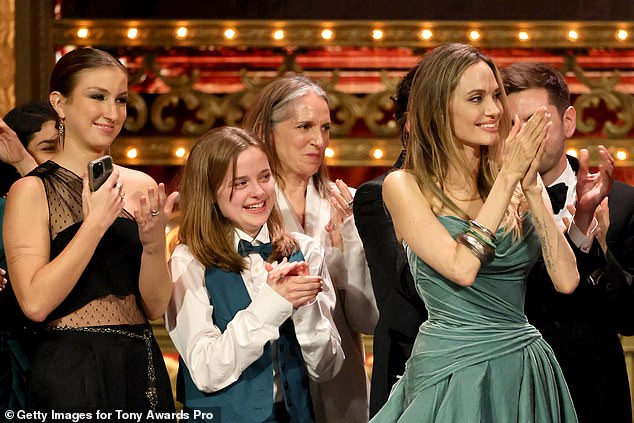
[233,224,271,250]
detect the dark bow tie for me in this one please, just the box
[546,182,568,214]
[237,239,272,260]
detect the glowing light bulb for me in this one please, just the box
[126,148,138,159]
[324,147,335,158]
[127,28,139,39]
[518,31,529,41]
[566,148,578,158]
[321,29,334,40]
[176,27,188,39]
[468,30,481,41]
[616,29,629,41]
[567,30,579,41]
[77,28,89,39]
[420,29,433,40]
[224,28,237,40]
[615,149,628,161]
[175,147,187,158]
[372,29,383,40]
[273,29,285,40]
[372,148,384,160]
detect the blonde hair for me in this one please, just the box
[406,43,523,235]
[178,126,298,272]
[243,74,330,196]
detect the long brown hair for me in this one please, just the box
[178,126,298,272]
[242,74,331,196]
[406,43,522,234]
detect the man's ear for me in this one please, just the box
[49,91,65,119]
[562,105,576,138]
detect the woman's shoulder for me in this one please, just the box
[383,169,426,203]
[383,168,416,187]
[116,165,156,186]
[6,175,45,200]
[115,165,158,195]
[4,176,48,224]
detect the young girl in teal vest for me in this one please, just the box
[166,126,344,423]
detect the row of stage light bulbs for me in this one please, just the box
[74,27,631,42]
[122,146,630,162]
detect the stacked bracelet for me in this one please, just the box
[465,228,497,250]
[456,232,495,266]
[468,219,497,243]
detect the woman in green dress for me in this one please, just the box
[372,43,579,422]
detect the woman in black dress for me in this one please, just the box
[4,48,177,416]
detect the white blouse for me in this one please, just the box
[166,224,344,395]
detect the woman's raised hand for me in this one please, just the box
[0,118,37,176]
[325,179,354,251]
[265,258,323,309]
[503,108,551,181]
[81,169,125,235]
[134,183,179,253]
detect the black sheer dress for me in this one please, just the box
[26,161,174,417]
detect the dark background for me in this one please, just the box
[60,0,634,20]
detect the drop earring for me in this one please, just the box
[58,118,65,149]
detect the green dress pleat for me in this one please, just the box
[371,215,578,423]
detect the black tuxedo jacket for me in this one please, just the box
[526,158,634,423]
[353,154,427,417]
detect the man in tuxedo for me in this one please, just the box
[353,64,427,417]
[503,62,634,423]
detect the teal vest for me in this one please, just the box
[178,250,314,423]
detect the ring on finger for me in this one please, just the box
[115,182,122,191]
[347,199,353,208]
[150,209,160,217]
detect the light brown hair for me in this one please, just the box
[406,43,522,233]
[178,126,298,272]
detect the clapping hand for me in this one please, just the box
[504,109,551,182]
[325,179,354,251]
[134,183,179,254]
[573,146,614,234]
[265,258,323,309]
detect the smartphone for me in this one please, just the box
[87,155,113,192]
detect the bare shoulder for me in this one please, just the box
[115,165,157,191]
[7,175,46,204]
[5,175,48,224]
[383,170,426,205]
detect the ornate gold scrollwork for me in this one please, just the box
[361,71,400,137]
[125,92,148,132]
[125,54,152,132]
[221,69,271,126]
[318,71,362,136]
[147,60,225,134]
[567,55,634,137]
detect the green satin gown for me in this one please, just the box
[371,215,577,423]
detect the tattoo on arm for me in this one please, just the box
[533,214,556,271]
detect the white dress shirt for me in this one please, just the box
[276,179,377,423]
[166,224,343,399]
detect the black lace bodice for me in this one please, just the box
[28,161,144,324]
